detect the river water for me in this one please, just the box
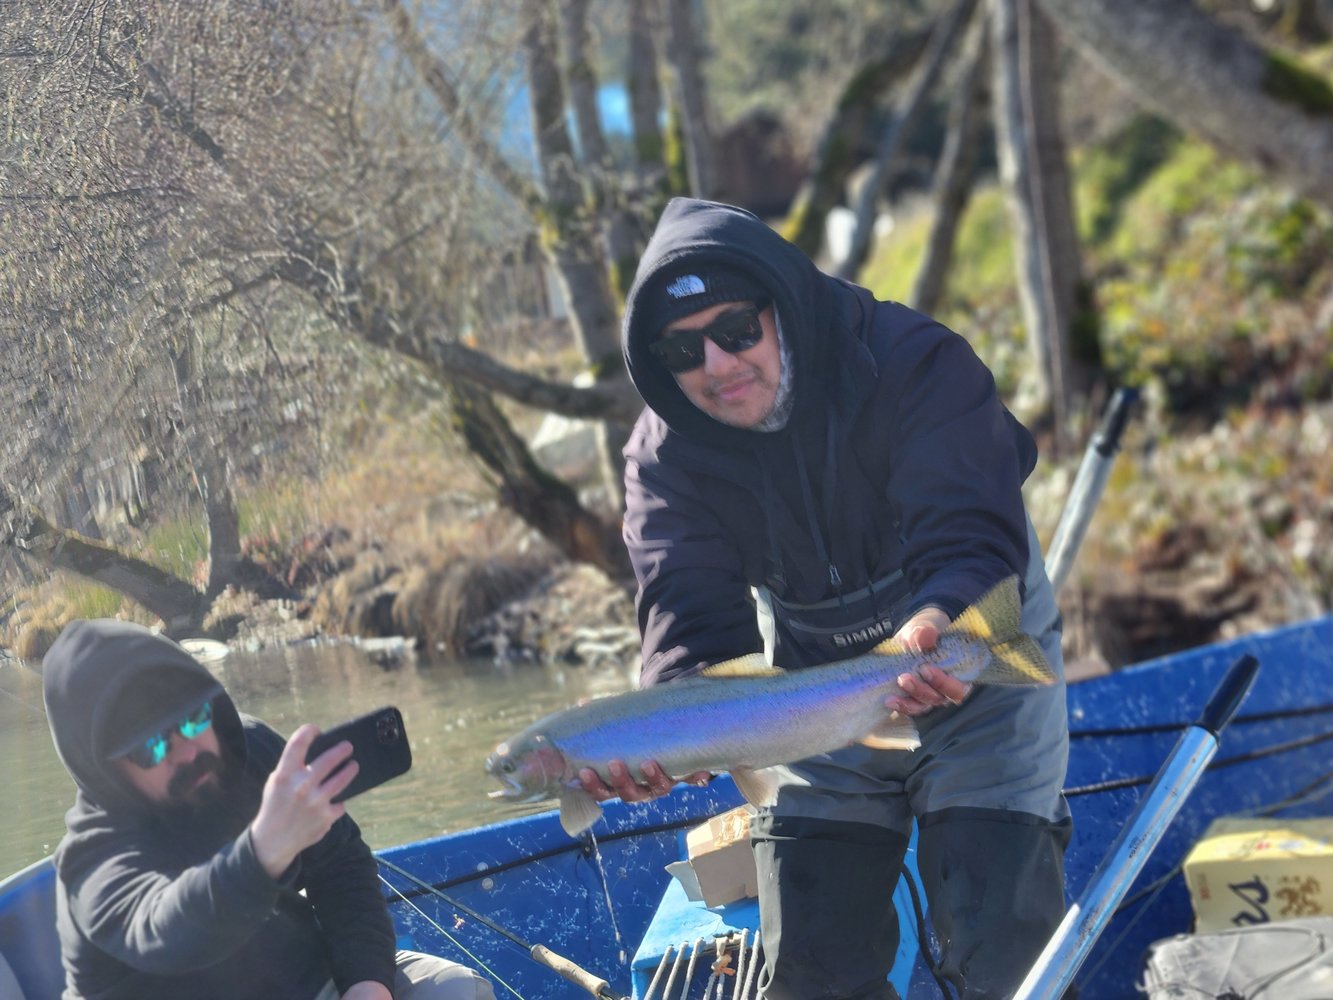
[0,640,640,878]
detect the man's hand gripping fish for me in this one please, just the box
[486,575,1054,836]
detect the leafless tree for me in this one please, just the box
[909,20,990,316]
[991,0,1086,440]
[664,0,719,198]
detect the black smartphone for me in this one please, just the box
[305,706,412,803]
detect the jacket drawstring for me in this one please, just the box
[759,457,787,593]
[793,435,848,614]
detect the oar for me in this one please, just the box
[1012,652,1261,1000]
[377,855,630,1000]
[1045,386,1139,594]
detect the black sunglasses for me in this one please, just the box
[124,701,214,769]
[649,299,770,374]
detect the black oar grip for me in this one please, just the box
[1196,654,1260,736]
[530,944,620,998]
[1092,386,1139,457]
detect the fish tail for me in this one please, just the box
[981,634,1055,685]
[947,575,1056,686]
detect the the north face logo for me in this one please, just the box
[665,274,706,298]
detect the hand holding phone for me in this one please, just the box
[305,706,412,803]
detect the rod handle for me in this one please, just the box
[530,944,620,999]
[1092,386,1139,457]
[1196,654,1260,736]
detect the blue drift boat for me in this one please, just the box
[3,611,1331,999]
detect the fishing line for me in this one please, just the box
[1107,771,1333,919]
[378,855,536,952]
[1070,772,1333,992]
[376,869,526,1000]
[384,814,706,902]
[1070,701,1333,740]
[580,829,628,963]
[377,855,629,1000]
[1065,728,1333,797]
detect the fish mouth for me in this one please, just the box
[486,782,546,804]
[485,755,545,803]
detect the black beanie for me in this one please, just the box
[102,668,224,761]
[641,265,769,333]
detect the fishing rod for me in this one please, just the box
[377,854,630,1000]
[1011,652,1261,1000]
[1045,386,1139,595]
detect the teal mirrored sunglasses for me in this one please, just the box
[125,701,214,769]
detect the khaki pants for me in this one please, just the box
[313,950,495,1000]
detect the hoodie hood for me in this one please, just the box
[623,198,855,449]
[42,620,243,816]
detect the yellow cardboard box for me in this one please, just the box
[664,805,759,908]
[1183,816,1333,933]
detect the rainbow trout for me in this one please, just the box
[486,575,1054,836]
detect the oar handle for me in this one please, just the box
[1092,386,1138,457]
[1196,653,1260,736]
[530,944,623,999]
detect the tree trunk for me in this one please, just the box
[62,470,104,541]
[782,22,934,259]
[836,0,980,281]
[199,454,243,599]
[561,0,605,167]
[448,382,631,579]
[559,0,645,296]
[629,0,667,171]
[664,0,718,199]
[991,0,1087,438]
[275,235,640,567]
[1,483,205,631]
[1035,0,1333,211]
[910,23,990,315]
[381,0,543,213]
[523,0,629,512]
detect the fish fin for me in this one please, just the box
[856,714,921,751]
[557,786,604,836]
[940,576,1055,685]
[944,574,1023,641]
[701,653,785,678]
[730,766,780,808]
[868,575,1021,653]
[978,635,1057,686]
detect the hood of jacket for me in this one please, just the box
[42,620,245,817]
[624,198,869,451]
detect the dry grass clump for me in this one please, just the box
[13,619,61,662]
[392,556,546,657]
[2,584,155,663]
[309,556,403,638]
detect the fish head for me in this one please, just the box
[485,733,569,803]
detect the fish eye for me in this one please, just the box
[501,759,516,773]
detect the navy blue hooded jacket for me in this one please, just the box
[621,198,1038,685]
[42,620,397,1000]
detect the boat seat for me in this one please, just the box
[0,948,27,1000]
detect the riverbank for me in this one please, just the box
[8,392,1330,679]
[5,125,1331,672]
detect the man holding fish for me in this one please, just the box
[605,198,1070,1000]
